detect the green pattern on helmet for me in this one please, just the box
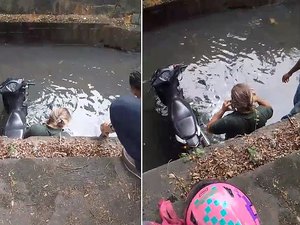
[207,198,213,204]
[219,218,226,225]
[220,209,227,217]
[203,215,209,223]
[205,206,211,214]
[194,199,200,206]
[214,200,220,206]
[211,216,218,224]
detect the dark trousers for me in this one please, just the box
[282,83,300,119]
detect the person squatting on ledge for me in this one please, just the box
[100,71,141,178]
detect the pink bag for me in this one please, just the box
[145,199,185,225]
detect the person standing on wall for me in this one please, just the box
[281,59,300,119]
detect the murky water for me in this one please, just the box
[0,45,140,137]
[143,2,300,171]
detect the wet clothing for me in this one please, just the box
[24,124,70,138]
[110,95,141,172]
[210,106,273,140]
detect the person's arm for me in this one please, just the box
[100,122,114,138]
[282,59,300,83]
[207,100,231,132]
[253,95,272,108]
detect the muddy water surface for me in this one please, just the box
[0,45,140,137]
[143,2,300,171]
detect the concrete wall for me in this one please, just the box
[0,22,141,52]
[144,0,296,30]
[0,0,140,15]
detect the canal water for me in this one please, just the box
[0,45,140,137]
[143,1,300,171]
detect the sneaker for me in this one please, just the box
[121,149,141,179]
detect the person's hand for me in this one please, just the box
[252,94,258,103]
[100,122,113,137]
[221,100,232,112]
[251,89,258,103]
[282,73,292,83]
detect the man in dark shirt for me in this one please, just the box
[207,83,273,140]
[109,95,141,173]
[100,71,141,177]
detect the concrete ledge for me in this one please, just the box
[143,0,296,30]
[143,114,300,224]
[0,156,140,224]
[0,21,141,52]
[0,0,140,16]
[0,136,123,159]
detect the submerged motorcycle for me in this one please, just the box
[150,64,210,150]
[0,78,34,138]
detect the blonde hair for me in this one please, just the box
[231,83,254,113]
[47,108,71,129]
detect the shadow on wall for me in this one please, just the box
[0,0,140,16]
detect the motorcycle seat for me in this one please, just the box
[170,98,197,139]
[5,111,26,139]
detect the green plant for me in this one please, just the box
[247,146,262,165]
[180,147,205,162]
[7,144,17,156]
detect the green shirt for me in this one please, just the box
[210,106,273,140]
[24,124,70,138]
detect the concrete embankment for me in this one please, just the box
[0,0,140,16]
[143,0,297,30]
[0,156,140,225]
[0,0,141,51]
[0,136,141,224]
[143,114,300,225]
[0,17,140,52]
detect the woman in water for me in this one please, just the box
[24,108,71,138]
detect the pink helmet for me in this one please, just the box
[185,181,260,225]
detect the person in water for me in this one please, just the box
[207,83,273,140]
[281,59,300,119]
[100,71,141,178]
[24,108,71,138]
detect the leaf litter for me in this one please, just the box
[0,137,122,159]
[171,117,300,197]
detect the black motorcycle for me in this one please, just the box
[0,78,34,138]
[150,64,210,150]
